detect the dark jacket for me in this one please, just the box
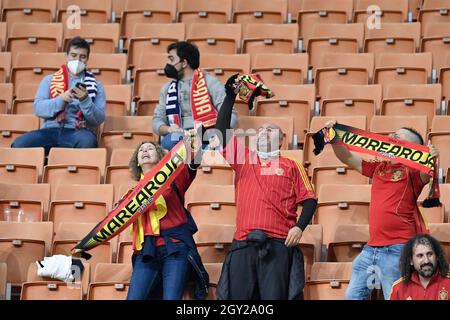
[216,231,305,300]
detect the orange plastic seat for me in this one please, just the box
[104,148,135,195]
[327,224,369,262]
[87,263,131,300]
[63,23,120,54]
[2,0,57,25]
[0,221,53,286]
[251,53,309,86]
[315,184,371,245]
[0,52,11,84]
[421,23,450,73]
[0,114,40,148]
[11,83,37,115]
[132,52,168,97]
[178,0,232,25]
[312,166,369,193]
[242,23,298,56]
[103,84,132,116]
[364,23,420,56]
[0,147,44,185]
[305,262,352,300]
[87,53,127,85]
[370,115,428,143]
[429,223,450,258]
[299,224,322,281]
[201,53,250,84]
[0,84,13,114]
[232,0,287,27]
[193,224,235,263]
[353,0,408,23]
[57,0,112,24]
[419,0,450,36]
[135,84,160,116]
[186,23,241,55]
[255,84,314,145]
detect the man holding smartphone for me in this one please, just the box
[12,36,106,153]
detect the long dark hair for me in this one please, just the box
[399,234,449,282]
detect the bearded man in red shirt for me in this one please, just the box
[390,234,450,300]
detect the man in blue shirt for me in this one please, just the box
[12,37,106,153]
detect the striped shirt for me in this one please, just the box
[224,136,316,240]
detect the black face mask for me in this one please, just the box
[164,63,181,80]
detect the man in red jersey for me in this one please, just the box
[325,120,440,300]
[213,75,318,300]
[390,234,450,300]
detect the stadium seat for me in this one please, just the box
[232,0,287,26]
[103,84,132,116]
[10,52,66,96]
[298,0,353,42]
[410,0,422,21]
[370,115,428,140]
[193,224,234,263]
[11,83,36,115]
[363,23,420,56]
[135,84,160,116]
[429,223,450,258]
[321,84,382,126]
[120,0,177,40]
[99,116,156,160]
[327,224,369,262]
[23,261,90,299]
[242,23,298,56]
[177,0,232,25]
[87,53,127,85]
[127,23,185,67]
[0,183,50,221]
[303,116,367,175]
[186,23,241,55]
[255,84,314,145]
[189,151,234,186]
[186,188,236,225]
[0,262,6,300]
[49,184,114,232]
[315,184,371,245]
[63,23,120,54]
[312,166,369,192]
[112,0,127,20]
[21,281,83,300]
[251,53,309,85]
[52,222,113,282]
[381,84,442,128]
[428,132,450,181]
[57,0,112,24]
[115,226,133,264]
[115,183,135,204]
[6,23,63,62]
[201,53,251,84]
[287,0,303,22]
[0,147,44,185]
[132,52,168,97]
[305,262,352,300]
[431,115,450,132]
[0,114,40,148]
[353,0,408,23]
[438,52,450,105]
[374,52,433,86]
[185,185,235,207]
[419,203,445,224]
[419,0,450,36]
[0,221,53,285]
[43,148,107,193]
[236,115,294,150]
[280,149,303,164]
[104,148,135,193]
[314,53,374,98]
[299,224,322,281]
[421,23,450,74]
[0,52,11,83]
[1,0,57,25]
[87,263,131,300]
[0,83,13,114]
[307,23,364,71]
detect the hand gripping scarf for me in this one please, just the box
[313,123,441,208]
[237,73,274,110]
[71,140,189,259]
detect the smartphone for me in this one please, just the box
[75,82,86,90]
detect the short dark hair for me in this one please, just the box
[399,234,449,283]
[167,41,200,69]
[401,127,424,145]
[66,36,90,57]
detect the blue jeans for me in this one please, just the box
[127,242,190,300]
[11,127,97,154]
[345,244,404,300]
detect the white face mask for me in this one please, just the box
[67,60,86,75]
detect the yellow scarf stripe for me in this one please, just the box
[286,157,314,193]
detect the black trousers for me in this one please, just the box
[228,239,304,300]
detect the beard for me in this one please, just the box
[418,263,436,278]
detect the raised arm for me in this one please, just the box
[326,120,363,173]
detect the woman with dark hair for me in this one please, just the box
[390,234,450,300]
[124,139,209,300]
